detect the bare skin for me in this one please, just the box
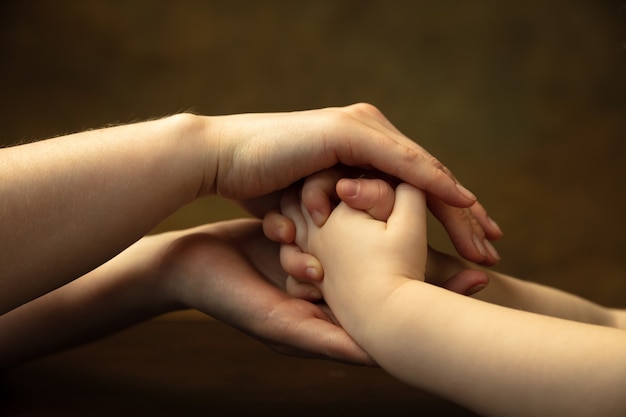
[1,103,501,315]
[0,218,489,369]
[263,168,491,298]
[280,174,626,417]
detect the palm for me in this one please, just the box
[168,219,373,365]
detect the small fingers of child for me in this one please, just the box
[280,186,310,249]
[336,178,396,221]
[301,169,344,227]
[285,276,323,301]
[262,210,296,243]
[280,243,324,282]
[388,183,428,235]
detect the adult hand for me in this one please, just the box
[204,103,501,265]
[161,218,374,366]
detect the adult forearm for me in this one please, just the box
[473,270,616,326]
[0,114,206,313]
[610,308,626,329]
[0,232,181,369]
[427,250,617,326]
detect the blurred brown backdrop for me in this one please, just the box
[1,1,625,416]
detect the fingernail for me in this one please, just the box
[456,183,476,202]
[484,239,500,262]
[340,179,360,198]
[308,289,323,301]
[310,210,326,227]
[472,234,488,257]
[465,283,487,296]
[274,222,288,242]
[488,217,503,236]
[305,266,321,281]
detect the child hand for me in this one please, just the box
[279,180,429,330]
[265,169,489,299]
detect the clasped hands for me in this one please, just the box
[267,168,492,303]
[160,169,496,367]
[157,104,501,366]
[0,104,498,368]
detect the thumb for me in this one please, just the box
[336,178,396,221]
[387,183,428,252]
[438,269,490,296]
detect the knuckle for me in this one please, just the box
[468,211,485,238]
[417,160,450,194]
[347,102,381,117]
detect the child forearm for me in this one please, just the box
[335,278,626,417]
[288,181,626,415]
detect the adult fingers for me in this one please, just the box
[438,269,490,296]
[469,200,504,241]
[438,165,503,243]
[330,103,477,209]
[267,310,376,366]
[335,104,505,260]
[427,195,500,266]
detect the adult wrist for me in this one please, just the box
[160,112,215,199]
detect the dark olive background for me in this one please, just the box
[1,1,624,416]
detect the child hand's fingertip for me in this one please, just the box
[310,210,327,227]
